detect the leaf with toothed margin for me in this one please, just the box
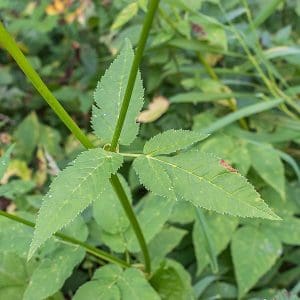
[133,149,280,220]
[28,148,123,260]
[91,39,144,146]
[143,129,209,156]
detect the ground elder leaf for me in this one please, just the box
[92,39,144,146]
[28,148,123,259]
[133,150,280,220]
[143,129,208,156]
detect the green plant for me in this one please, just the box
[1,1,300,299]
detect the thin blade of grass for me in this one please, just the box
[252,0,283,28]
[170,92,258,104]
[195,208,219,274]
[201,99,283,134]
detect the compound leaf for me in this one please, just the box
[133,150,279,220]
[231,226,282,298]
[143,129,208,156]
[74,264,160,300]
[92,39,143,145]
[29,148,123,259]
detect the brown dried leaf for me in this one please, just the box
[137,96,170,123]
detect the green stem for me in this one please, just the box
[110,0,160,151]
[0,22,94,149]
[110,174,151,274]
[0,210,129,268]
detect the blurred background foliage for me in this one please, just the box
[0,0,300,299]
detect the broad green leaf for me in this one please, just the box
[148,226,187,270]
[0,216,33,257]
[200,282,238,300]
[194,208,218,273]
[0,253,36,300]
[13,112,40,161]
[38,125,61,157]
[93,174,132,234]
[0,213,87,258]
[150,259,195,300]
[23,246,85,300]
[193,276,217,299]
[74,264,160,300]
[133,150,280,219]
[0,215,87,299]
[247,143,285,199]
[198,133,251,175]
[231,226,282,297]
[125,194,174,252]
[200,99,283,134]
[260,186,298,216]
[0,180,35,199]
[29,148,123,259]
[168,201,195,224]
[92,39,144,145]
[0,144,14,179]
[111,2,139,31]
[193,212,238,274]
[143,129,208,156]
[100,194,174,253]
[262,216,300,245]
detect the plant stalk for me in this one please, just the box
[0,21,94,149]
[110,174,151,274]
[0,210,129,268]
[110,0,160,151]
